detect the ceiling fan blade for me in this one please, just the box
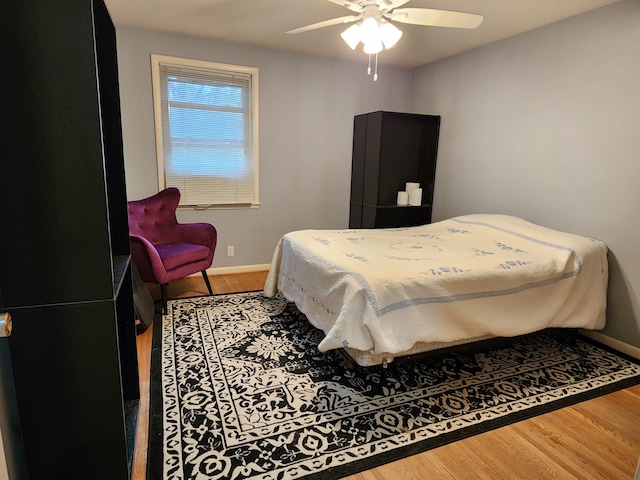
[286,14,361,34]
[326,0,363,13]
[388,8,483,29]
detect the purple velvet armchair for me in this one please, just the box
[127,187,217,313]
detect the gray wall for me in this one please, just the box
[410,0,640,346]
[115,27,412,268]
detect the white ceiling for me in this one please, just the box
[104,0,618,68]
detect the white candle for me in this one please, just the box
[405,182,420,193]
[408,188,422,206]
[397,191,409,206]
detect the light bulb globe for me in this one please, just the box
[380,22,403,49]
[363,38,383,54]
[360,17,381,45]
[340,24,361,50]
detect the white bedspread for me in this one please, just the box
[264,214,608,364]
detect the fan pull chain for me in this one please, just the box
[374,53,378,81]
[367,54,371,76]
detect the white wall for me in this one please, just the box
[410,0,640,346]
[115,27,412,268]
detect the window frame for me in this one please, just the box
[150,54,260,209]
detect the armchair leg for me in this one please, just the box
[161,283,168,315]
[201,270,214,296]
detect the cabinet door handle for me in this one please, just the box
[0,312,12,338]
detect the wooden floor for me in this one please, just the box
[132,271,640,480]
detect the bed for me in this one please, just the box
[263,214,608,366]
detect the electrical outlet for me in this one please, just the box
[227,246,234,257]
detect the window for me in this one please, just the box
[151,54,259,207]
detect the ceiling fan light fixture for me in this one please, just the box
[380,21,402,49]
[340,24,361,50]
[286,0,484,82]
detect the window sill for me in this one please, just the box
[179,202,261,211]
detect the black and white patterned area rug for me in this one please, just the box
[147,292,640,480]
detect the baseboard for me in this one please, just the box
[579,329,640,360]
[188,264,270,276]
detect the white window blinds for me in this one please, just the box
[152,55,259,207]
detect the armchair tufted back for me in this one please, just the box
[127,187,181,245]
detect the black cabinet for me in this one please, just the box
[0,1,139,478]
[349,111,440,228]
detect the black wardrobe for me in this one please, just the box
[349,111,440,228]
[0,1,139,478]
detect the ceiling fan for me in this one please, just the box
[286,0,483,80]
